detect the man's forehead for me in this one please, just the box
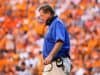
[35,8,40,18]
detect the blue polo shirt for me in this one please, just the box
[43,16,70,60]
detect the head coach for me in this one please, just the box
[38,4,71,75]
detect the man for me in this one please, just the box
[38,4,71,75]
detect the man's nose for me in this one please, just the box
[37,16,44,23]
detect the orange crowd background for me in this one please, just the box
[0,0,100,75]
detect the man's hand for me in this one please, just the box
[44,55,53,65]
[44,41,63,65]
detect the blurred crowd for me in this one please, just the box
[0,0,100,75]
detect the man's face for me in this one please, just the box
[39,10,51,23]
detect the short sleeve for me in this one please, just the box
[55,21,65,43]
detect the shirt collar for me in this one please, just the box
[46,16,58,26]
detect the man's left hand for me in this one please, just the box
[44,55,53,65]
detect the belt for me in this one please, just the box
[43,58,64,72]
[43,57,71,72]
[52,55,70,62]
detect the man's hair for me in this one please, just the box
[39,4,55,16]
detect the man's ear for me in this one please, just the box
[46,12,51,17]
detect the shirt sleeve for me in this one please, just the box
[54,21,65,43]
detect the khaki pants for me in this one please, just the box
[43,58,71,75]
